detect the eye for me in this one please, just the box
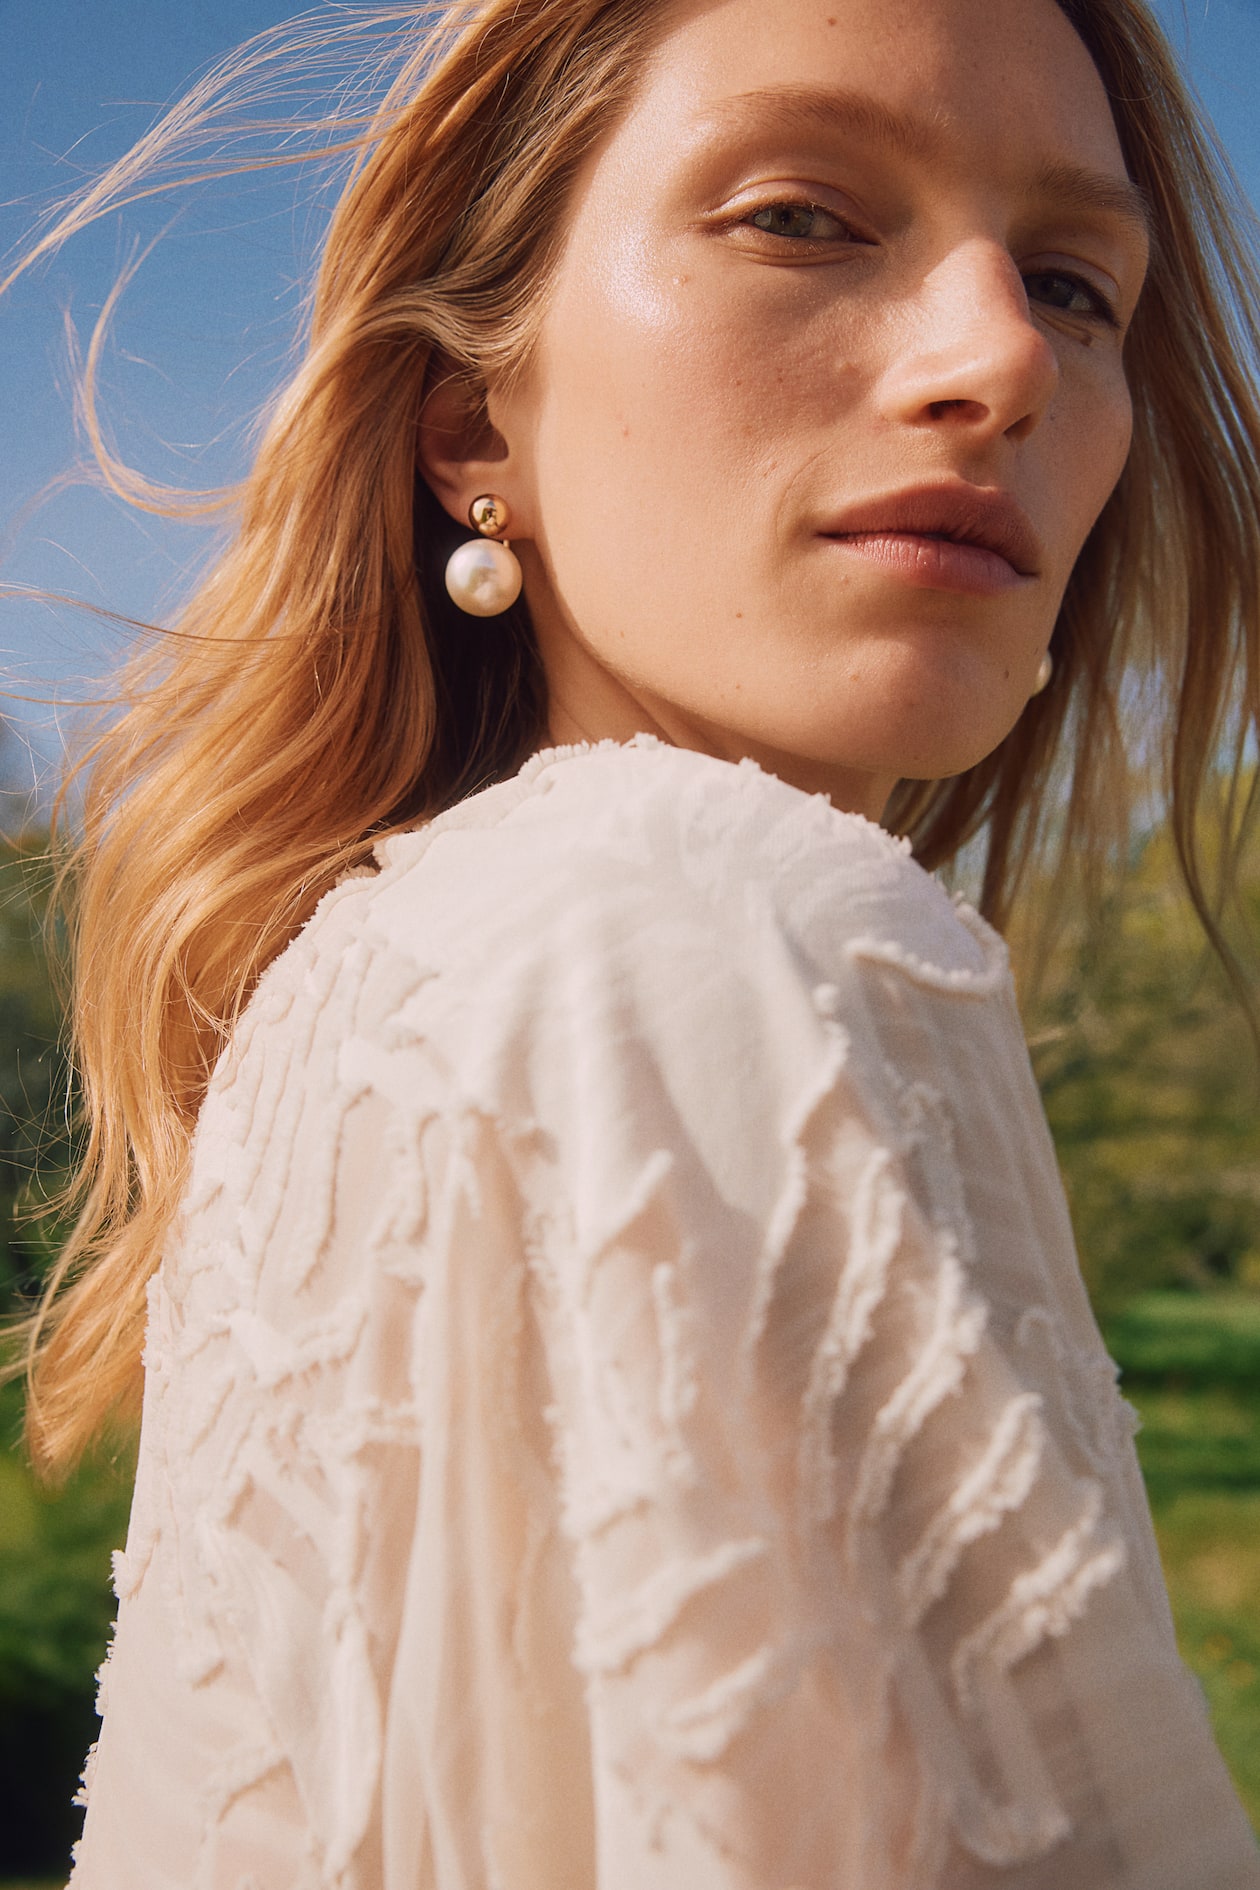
[746,201,855,243]
[1024,268,1119,327]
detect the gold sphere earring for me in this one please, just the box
[1031,650,1053,696]
[444,494,524,617]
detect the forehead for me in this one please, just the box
[625,0,1129,187]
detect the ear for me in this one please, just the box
[417,358,520,533]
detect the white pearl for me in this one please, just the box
[444,538,523,616]
[1032,651,1053,695]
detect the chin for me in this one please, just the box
[886,733,1024,785]
[862,671,1036,775]
[771,616,1036,752]
[780,696,1025,787]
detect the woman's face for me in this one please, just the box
[478,0,1150,815]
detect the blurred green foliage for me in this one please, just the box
[1109,1295,1260,1825]
[0,833,71,1312]
[1106,1290,1260,1392]
[0,813,1257,1880]
[0,1380,130,1883]
[1022,824,1260,1823]
[1027,822,1260,1313]
[0,834,132,1882]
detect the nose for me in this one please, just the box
[878,239,1059,446]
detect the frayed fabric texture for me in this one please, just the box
[71,740,1259,1889]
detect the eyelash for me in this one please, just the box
[743,200,861,245]
[739,201,1121,328]
[1023,269,1120,328]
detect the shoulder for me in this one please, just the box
[189,742,1026,1351]
[220,739,1012,1134]
[358,736,1003,994]
[218,739,1007,1155]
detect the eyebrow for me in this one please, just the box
[701,83,1153,238]
[1029,159,1152,238]
[704,83,938,162]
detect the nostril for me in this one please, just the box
[926,397,985,422]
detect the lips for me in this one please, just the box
[820,483,1042,584]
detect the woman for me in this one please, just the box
[11,0,1260,1883]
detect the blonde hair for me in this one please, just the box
[8,0,1260,1472]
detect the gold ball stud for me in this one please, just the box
[469,494,510,538]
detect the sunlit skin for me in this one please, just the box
[420,0,1150,821]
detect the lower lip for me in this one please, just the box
[824,531,1032,596]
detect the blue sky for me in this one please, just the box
[2,0,1259,792]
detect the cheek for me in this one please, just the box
[1060,361,1134,537]
[527,317,731,636]
[1097,373,1134,492]
[539,285,780,483]
[527,249,860,593]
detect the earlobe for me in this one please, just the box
[416,358,515,528]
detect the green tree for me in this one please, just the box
[0,832,131,1882]
[0,832,71,1314]
[1024,823,1260,1313]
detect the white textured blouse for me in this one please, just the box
[72,738,1259,1890]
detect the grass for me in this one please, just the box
[1108,1291,1260,1830]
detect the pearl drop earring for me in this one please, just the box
[1031,650,1053,696]
[444,494,524,617]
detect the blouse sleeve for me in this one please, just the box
[429,849,1259,1890]
[74,780,1260,1890]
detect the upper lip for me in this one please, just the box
[821,483,1042,578]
